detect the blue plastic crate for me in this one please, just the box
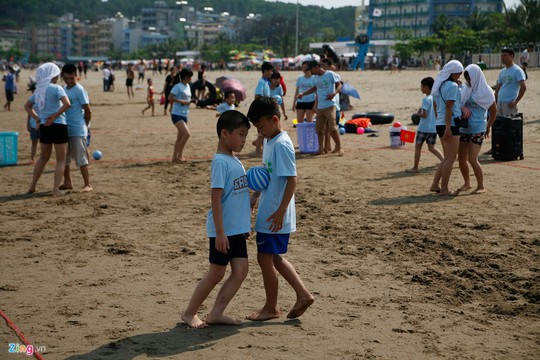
[296,122,319,154]
[0,132,18,166]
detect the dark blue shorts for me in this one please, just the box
[171,114,188,125]
[30,128,39,141]
[39,123,68,144]
[256,232,290,254]
[436,125,460,138]
[209,233,248,266]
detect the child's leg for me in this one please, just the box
[457,140,472,192]
[439,135,460,195]
[272,255,314,319]
[252,135,264,156]
[30,139,38,162]
[427,143,444,162]
[52,142,68,196]
[142,100,152,114]
[324,129,331,153]
[80,165,92,192]
[60,165,73,190]
[206,258,248,325]
[150,102,155,116]
[468,143,485,193]
[330,129,343,155]
[29,142,52,192]
[406,143,423,172]
[305,109,314,122]
[246,252,281,321]
[182,263,226,329]
[430,137,447,192]
[173,120,190,162]
[296,109,306,123]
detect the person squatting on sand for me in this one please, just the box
[430,60,464,196]
[246,97,315,321]
[24,62,71,196]
[455,64,497,195]
[181,110,252,329]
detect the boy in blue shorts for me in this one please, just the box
[246,97,314,321]
[182,110,251,328]
[406,77,443,173]
[60,64,93,192]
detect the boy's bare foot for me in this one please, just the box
[471,187,486,194]
[172,157,186,163]
[205,314,242,326]
[429,187,441,193]
[287,296,315,319]
[181,313,208,329]
[27,188,36,194]
[458,184,472,191]
[246,308,280,321]
[80,185,93,193]
[405,168,419,173]
[59,184,73,190]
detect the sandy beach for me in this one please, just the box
[1,66,539,359]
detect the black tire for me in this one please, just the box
[191,80,217,107]
[351,112,394,125]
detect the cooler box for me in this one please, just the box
[296,122,319,154]
[0,132,18,166]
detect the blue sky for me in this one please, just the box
[268,0,521,10]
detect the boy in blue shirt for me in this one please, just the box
[406,77,443,173]
[252,61,274,156]
[60,64,93,193]
[182,110,252,328]
[246,97,314,321]
[3,66,15,111]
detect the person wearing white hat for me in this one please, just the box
[429,60,464,196]
[24,62,71,196]
[456,64,497,195]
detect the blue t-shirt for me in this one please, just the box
[497,64,526,103]
[216,102,235,114]
[313,71,340,110]
[417,95,436,133]
[462,97,487,134]
[256,132,296,234]
[29,84,67,125]
[64,83,90,137]
[29,103,38,129]
[296,75,316,103]
[255,77,270,97]
[206,154,251,237]
[434,81,461,127]
[270,85,284,105]
[170,82,191,117]
[4,73,15,91]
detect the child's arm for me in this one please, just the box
[45,96,71,126]
[266,176,296,232]
[82,104,92,127]
[418,108,428,118]
[24,100,39,128]
[211,188,229,254]
[250,191,260,213]
[280,101,288,120]
[297,86,316,98]
[26,114,32,132]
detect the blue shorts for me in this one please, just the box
[256,232,290,254]
[416,131,437,145]
[209,233,248,266]
[30,128,39,141]
[171,114,188,125]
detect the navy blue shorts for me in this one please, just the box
[256,232,290,254]
[416,131,437,145]
[296,101,315,110]
[30,128,39,141]
[39,123,68,144]
[436,125,460,138]
[209,233,248,266]
[171,114,188,125]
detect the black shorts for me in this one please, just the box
[5,90,14,102]
[39,123,68,144]
[296,101,315,110]
[138,73,144,80]
[436,125,460,138]
[209,233,248,266]
[126,78,133,87]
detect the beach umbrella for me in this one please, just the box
[220,78,247,102]
[341,82,360,99]
[215,76,231,90]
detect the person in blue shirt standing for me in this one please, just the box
[406,77,443,173]
[182,110,251,328]
[430,60,464,196]
[169,68,194,163]
[24,62,71,196]
[292,61,316,123]
[252,61,274,156]
[3,66,15,111]
[59,63,93,193]
[246,97,314,322]
[456,64,497,195]
[494,48,527,117]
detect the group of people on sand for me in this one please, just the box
[405,48,527,196]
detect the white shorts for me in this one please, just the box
[67,136,89,167]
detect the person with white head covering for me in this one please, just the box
[455,64,497,194]
[24,62,71,196]
[429,59,464,196]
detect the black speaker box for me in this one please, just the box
[491,114,524,161]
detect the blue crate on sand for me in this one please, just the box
[0,132,18,166]
[296,122,319,154]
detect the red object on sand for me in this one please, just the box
[280,76,287,96]
[400,129,416,143]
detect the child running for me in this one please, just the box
[181,110,252,329]
[406,77,444,173]
[246,96,314,321]
[141,78,155,116]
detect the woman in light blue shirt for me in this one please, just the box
[456,64,497,194]
[24,62,71,196]
[293,61,316,123]
[169,68,193,162]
